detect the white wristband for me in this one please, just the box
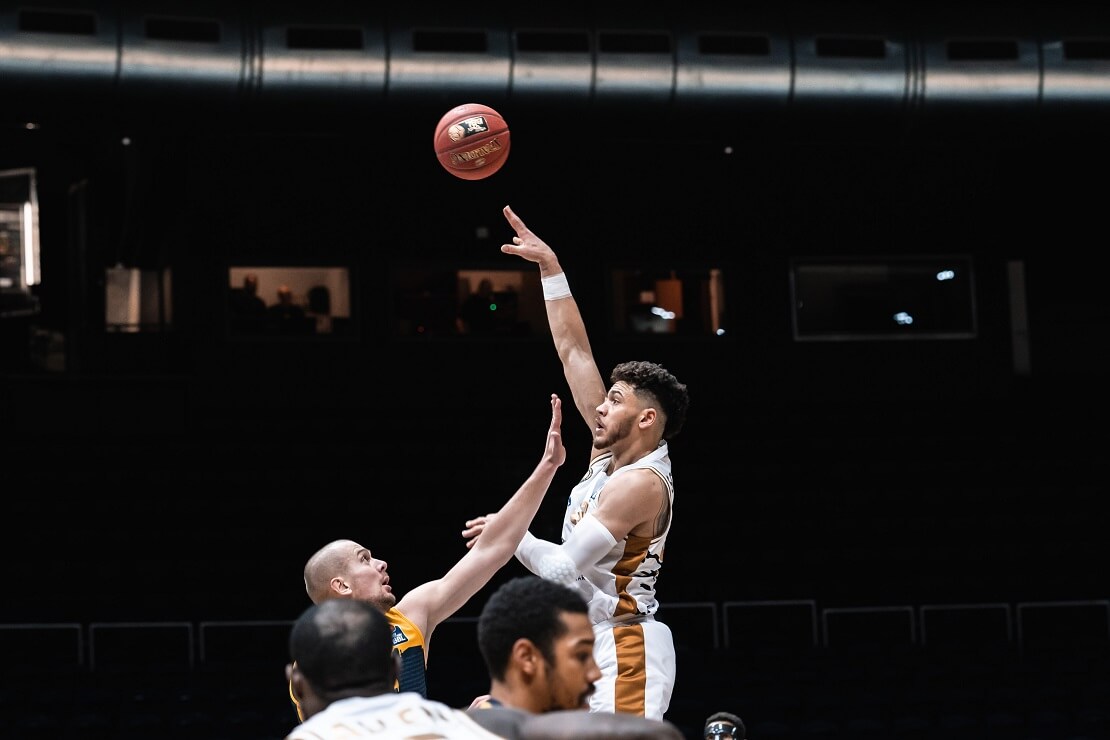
[541,272,572,301]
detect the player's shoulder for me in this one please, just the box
[466,704,530,739]
[612,463,668,492]
[387,599,431,642]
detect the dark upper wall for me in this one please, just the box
[1,1,1107,623]
[2,125,1104,624]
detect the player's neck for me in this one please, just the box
[488,683,538,713]
[607,437,661,472]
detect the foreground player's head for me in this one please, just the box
[704,711,746,740]
[286,598,397,721]
[477,575,599,712]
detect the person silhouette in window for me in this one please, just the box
[229,272,268,333]
[267,284,310,334]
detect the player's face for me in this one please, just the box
[346,544,397,610]
[541,612,600,711]
[593,381,641,450]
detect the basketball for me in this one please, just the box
[434,103,511,180]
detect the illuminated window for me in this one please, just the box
[391,267,544,337]
[226,266,353,337]
[791,256,976,341]
[105,265,172,333]
[611,267,728,337]
[0,167,41,318]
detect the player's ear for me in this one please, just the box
[639,407,658,427]
[514,639,542,677]
[330,576,350,597]
[287,663,306,703]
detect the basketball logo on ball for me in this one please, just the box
[434,103,511,180]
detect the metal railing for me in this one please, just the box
[6,598,1107,672]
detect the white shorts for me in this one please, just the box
[589,617,676,720]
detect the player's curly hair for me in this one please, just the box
[610,360,689,440]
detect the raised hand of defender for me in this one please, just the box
[542,392,566,469]
[462,394,564,549]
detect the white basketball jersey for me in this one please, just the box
[562,441,673,625]
[286,693,505,740]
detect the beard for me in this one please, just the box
[592,415,634,450]
[372,591,397,611]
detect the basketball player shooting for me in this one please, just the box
[463,205,690,720]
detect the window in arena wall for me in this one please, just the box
[790,255,977,341]
[610,267,728,337]
[226,265,354,338]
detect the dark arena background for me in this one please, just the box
[1,2,1108,739]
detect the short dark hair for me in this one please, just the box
[610,360,689,440]
[477,576,590,682]
[289,598,393,694]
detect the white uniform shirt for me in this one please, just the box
[286,692,506,740]
[563,441,673,625]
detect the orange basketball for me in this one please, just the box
[433,103,511,180]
